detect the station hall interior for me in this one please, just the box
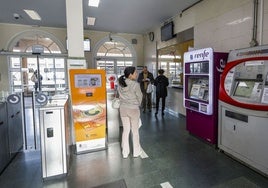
[1,0,268,187]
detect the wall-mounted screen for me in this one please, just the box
[84,39,91,52]
[161,22,175,41]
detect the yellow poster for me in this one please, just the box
[69,69,106,153]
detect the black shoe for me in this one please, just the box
[149,109,151,112]
[155,112,158,116]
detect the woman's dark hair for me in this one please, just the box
[158,69,164,74]
[118,66,136,87]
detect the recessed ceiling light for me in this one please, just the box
[88,0,99,7]
[87,17,96,25]
[24,9,41,20]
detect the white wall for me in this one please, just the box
[144,0,268,55]
[194,0,253,51]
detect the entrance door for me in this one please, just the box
[9,55,67,151]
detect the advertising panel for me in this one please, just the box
[69,69,106,153]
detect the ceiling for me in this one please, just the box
[0,0,201,35]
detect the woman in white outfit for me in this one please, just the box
[118,66,143,158]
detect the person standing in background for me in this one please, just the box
[137,66,154,113]
[31,70,43,92]
[154,69,169,116]
[118,66,143,158]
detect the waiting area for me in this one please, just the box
[0,111,268,188]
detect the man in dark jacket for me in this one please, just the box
[137,66,154,113]
[154,69,169,116]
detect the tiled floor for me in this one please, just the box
[1,111,268,188]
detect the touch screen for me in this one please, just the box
[233,81,255,98]
[74,74,102,88]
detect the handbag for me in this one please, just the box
[146,83,153,93]
[112,88,120,109]
[31,74,38,83]
[112,97,120,109]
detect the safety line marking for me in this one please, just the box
[160,182,173,188]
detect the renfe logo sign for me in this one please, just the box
[216,59,227,73]
[190,49,210,60]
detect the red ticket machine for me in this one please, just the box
[218,45,268,176]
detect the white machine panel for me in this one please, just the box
[39,99,70,179]
[218,45,268,176]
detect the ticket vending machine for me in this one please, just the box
[184,48,228,144]
[218,45,268,176]
[69,69,107,154]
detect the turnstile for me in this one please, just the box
[39,98,71,179]
[0,102,9,173]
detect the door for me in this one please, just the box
[9,55,67,151]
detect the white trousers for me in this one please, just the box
[119,107,141,157]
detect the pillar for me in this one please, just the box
[65,0,86,68]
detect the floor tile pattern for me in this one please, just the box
[1,111,268,188]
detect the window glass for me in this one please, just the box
[96,38,134,77]
[12,35,61,54]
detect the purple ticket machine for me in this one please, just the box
[183,48,228,144]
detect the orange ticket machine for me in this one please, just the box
[69,69,107,154]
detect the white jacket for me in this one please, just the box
[118,78,142,109]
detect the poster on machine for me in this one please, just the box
[69,69,106,153]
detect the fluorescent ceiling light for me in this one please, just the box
[87,17,96,25]
[88,0,99,7]
[24,9,41,20]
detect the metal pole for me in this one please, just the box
[32,92,37,150]
[36,55,41,92]
[22,92,28,150]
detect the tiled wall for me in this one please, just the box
[194,0,254,51]
[144,0,268,58]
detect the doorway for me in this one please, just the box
[8,54,67,150]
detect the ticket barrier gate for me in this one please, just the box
[39,97,71,179]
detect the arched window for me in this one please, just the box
[7,30,67,94]
[8,30,66,53]
[94,36,136,77]
[12,35,61,53]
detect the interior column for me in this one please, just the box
[65,0,86,68]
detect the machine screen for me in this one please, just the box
[74,74,102,88]
[189,78,209,101]
[233,81,255,98]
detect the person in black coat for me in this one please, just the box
[137,66,154,112]
[154,69,169,116]
[31,70,43,92]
